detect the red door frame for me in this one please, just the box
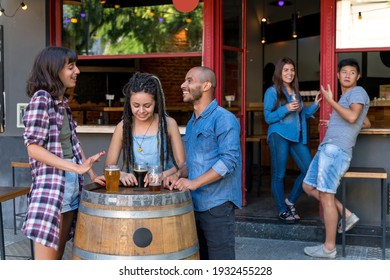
[203,0,248,206]
[319,0,336,142]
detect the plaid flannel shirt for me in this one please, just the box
[22,90,84,249]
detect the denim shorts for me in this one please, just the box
[303,144,351,194]
[61,158,80,213]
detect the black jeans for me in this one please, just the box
[195,201,235,260]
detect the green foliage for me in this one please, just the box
[63,0,203,55]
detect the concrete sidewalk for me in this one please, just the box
[3,228,388,260]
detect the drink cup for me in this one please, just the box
[148,165,163,192]
[134,162,148,188]
[104,165,120,193]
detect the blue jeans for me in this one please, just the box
[268,133,313,213]
[195,201,235,260]
[62,158,80,213]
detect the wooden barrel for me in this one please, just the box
[72,183,199,260]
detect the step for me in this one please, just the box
[234,215,390,248]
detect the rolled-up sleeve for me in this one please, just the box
[211,113,241,177]
[23,95,50,147]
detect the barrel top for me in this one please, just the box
[81,183,192,207]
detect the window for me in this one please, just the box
[62,0,203,56]
[336,0,390,49]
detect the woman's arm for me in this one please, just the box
[264,87,291,124]
[27,144,104,175]
[80,145,105,185]
[105,121,124,166]
[163,117,186,187]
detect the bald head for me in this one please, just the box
[190,66,216,92]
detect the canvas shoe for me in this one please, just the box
[304,244,337,259]
[337,213,360,233]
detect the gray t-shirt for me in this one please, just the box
[321,86,370,157]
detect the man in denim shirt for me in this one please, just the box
[173,66,242,260]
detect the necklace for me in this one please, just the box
[134,116,154,153]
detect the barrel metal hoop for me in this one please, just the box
[79,203,193,219]
[73,244,199,260]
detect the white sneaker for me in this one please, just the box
[337,213,360,234]
[304,244,337,259]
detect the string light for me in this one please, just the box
[261,0,267,44]
[291,12,298,38]
[0,2,28,17]
[261,20,267,44]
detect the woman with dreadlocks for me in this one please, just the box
[102,72,186,188]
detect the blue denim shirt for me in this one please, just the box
[264,86,319,144]
[182,99,242,211]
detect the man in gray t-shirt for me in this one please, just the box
[322,86,370,158]
[302,58,371,259]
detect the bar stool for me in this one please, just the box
[11,162,30,234]
[341,167,387,259]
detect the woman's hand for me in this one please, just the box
[314,90,322,105]
[76,151,105,175]
[287,101,300,112]
[90,171,106,186]
[119,171,137,187]
[94,175,106,186]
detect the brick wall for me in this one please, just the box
[71,56,201,126]
[140,57,202,107]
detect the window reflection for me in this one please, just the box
[63,0,203,55]
[336,0,390,49]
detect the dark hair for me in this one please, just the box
[121,72,178,172]
[338,58,360,73]
[26,46,78,98]
[271,57,300,111]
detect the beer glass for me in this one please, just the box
[133,162,148,188]
[148,165,163,192]
[104,165,120,193]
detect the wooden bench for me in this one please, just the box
[341,167,388,259]
[246,135,267,196]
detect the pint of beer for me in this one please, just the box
[133,162,148,188]
[148,165,163,192]
[104,165,120,193]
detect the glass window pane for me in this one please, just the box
[63,0,203,55]
[223,50,242,108]
[223,1,242,48]
[336,0,390,49]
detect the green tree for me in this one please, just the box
[63,0,203,55]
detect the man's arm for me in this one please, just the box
[321,84,364,124]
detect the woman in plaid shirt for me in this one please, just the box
[22,47,105,260]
